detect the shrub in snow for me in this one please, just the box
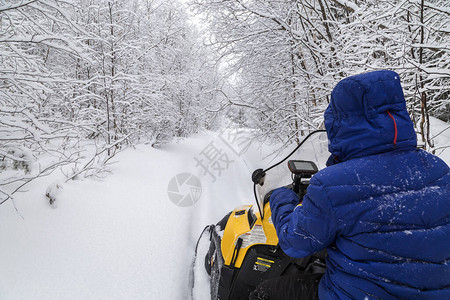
[46,181,63,207]
[0,148,33,174]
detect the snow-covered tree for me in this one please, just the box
[0,0,89,205]
[337,0,450,148]
[192,0,449,149]
[1,0,223,205]
[70,0,222,146]
[191,0,349,144]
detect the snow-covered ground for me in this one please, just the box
[0,129,277,300]
[429,117,450,163]
[0,118,449,300]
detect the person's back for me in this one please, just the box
[315,148,449,299]
[269,70,450,299]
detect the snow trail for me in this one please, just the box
[0,131,272,299]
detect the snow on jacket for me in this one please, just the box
[269,70,450,299]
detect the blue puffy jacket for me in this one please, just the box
[269,70,450,299]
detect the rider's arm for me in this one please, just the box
[269,177,340,258]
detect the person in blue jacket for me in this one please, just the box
[254,70,450,299]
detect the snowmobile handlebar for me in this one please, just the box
[252,169,266,185]
[252,130,327,219]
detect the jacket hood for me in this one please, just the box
[324,70,417,164]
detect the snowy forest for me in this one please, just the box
[191,0,449,144]
[0,0,224,204]
[1,0,449,205]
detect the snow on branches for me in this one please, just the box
[0,0,223,207]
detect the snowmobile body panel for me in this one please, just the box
[221,203,279,269]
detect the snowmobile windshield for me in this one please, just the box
[256,131,330,217]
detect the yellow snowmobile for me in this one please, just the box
[192,130,330,300]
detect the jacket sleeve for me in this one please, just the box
[269,178,339,258]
